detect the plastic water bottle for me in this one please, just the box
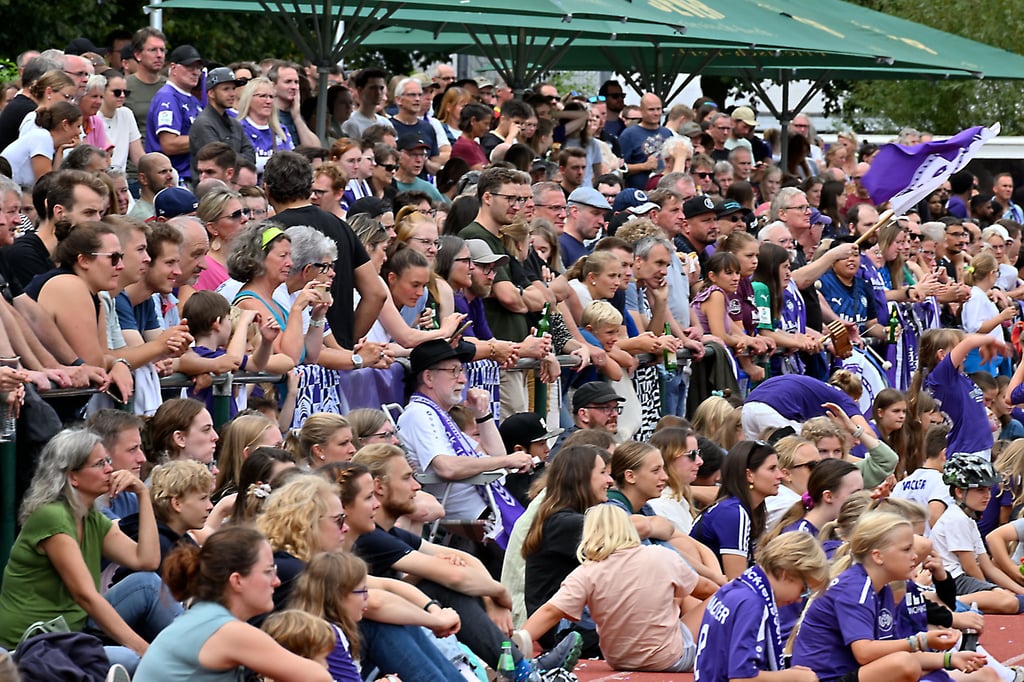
[961,601,980,651]
[497,640,516,681]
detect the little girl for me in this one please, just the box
[871,389,910,476]
[909,328,1005,461]
[792,512,972,681]
[693,251,771,383]
[962,253,1015,376]
[752,242,822,376]
[261,610,338,677]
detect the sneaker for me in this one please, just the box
[538,670,578,682]
[106,663,131,682]
[533,631,583,672]
[1011,665,1024,682]
[512,629,533,658]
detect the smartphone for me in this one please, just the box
[450,320,473,340]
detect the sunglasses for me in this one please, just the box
[111,89,132,97]
[380,163,398,172]
[588,95,606,104]
[91,251,124,266]
[323,513,346,530]
[681,448,700,461]
[790,460,819,471]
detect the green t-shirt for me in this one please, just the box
[0,501,112,647]
[751,280,774,331]
[458,221,529,342]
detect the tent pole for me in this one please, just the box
[779,71,790,172]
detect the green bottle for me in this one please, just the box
[427,299,439,330]
[887,305,898,344]
[497,640,516,681]
[663,322,678,372]
[535,302,551,337]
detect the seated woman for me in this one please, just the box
[393,208,452,323]
[693,532,829,682]
[147,397,220,471]
[524,504,706,674]
[0,429,173,669]
[134,526,332,681]
[287,413,357,467]
[764,435,822,530]
[1,102,82,185]
[212,412,283,503]
[227,222,328,366]
[647,426,703,534]
[24,220,133,401]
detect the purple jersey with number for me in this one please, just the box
[145,83,201,180]
[924,354,991,457]
[694,577,776,681]
[792,563,896,681]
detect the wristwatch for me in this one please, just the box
[352,353,364,369]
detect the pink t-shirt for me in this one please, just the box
[83,115,112,152]
[195,257,228,292]
[549,543,697,671]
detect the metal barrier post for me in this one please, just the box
[1,436,17,567]
[211,372,234,429]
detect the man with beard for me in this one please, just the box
[128,152,176,221]
[547,381,624,458]
[355,340,582,680]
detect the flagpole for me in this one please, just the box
[853,208,894,246]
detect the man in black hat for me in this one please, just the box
[398,339,535,525]
[677,194,720,279]
[188,67,256,183]
[145,44,204,186]
[549,381,624,458]
[394,134,446,204]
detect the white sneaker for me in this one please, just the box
[106,663,131,682]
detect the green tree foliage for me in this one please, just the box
[840,0,1024,135]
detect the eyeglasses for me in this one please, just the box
[322,512,346,530]
[681,449,700,461]
[478,264,498,276]
[491,193,528,207]
[453,256,473,265]
[370,428,397,440]
[946,230,967,238]
[218,209,247,221]
[83,456,112,470]
[790,460,819,471]
[65,70,89,78]
[431,365,466,378]
[311,188,329,197]
[111,89,131,97]
[725,215,744,223]
[585,404,623,414]
[785,204,812,212]
[380,163,398,172]
[695,171,712,178]
[410,237,440,248]
[534,203,567,212]
[91,251,124,266]
[352,588,370,599]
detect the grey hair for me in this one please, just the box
[196,187,242,225]
[22,56,62,86]
[531,181,562,201]
[227,220,290,283]
[20,429,104,524]
[394,77,418,99]
[920,221,946,244]
[634,235,674,260]
[661,136,692,162]
[0,175,21,199]
[86,74,107,93]
[770,187,806,221]
[713,160,733,175]
[757,220,790,244]
[286,225,337,275]
[61,144,106,171]
[657,172,693,191]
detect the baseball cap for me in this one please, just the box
[612,187,649,213]
[465,239,509,267]
[715,199,744,218]
[65,37,105,56]
[120,44,135,62]
[347,196,392,219]
[627,202,659,216]
[168,45,203,66]
[396,134,430,152]
[809,207,833,227]
[499,413,564,452]
[568,186,612,211]
[571,381,624,413]
[474,76,494,89]
[409,339,475,377]
[731,106,757,127]
[154,187,199,219]
[206,67,243,90]
[682,195,717,219]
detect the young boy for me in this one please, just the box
[578,300,633,384]
[930,453,1024,614]
[182,290,278,417]
[891,424,954,533]
[111,459,214,585]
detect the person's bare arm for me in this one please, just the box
[13,293,80,364]
[37,278,106,365]
[157,131,190,155]
[352,262,388,344]
[492,280,529,314]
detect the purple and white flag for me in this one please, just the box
[862,124,1000,215]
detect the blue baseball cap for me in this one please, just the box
[612,187,649,213]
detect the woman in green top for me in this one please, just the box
[0,429,163,663]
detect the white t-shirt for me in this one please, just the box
[1,128,54,186]
[648,490,694,534]
[961,285,1003,344]
[427,116,450,151]
[569,279,594,310]
[891,467,953,535]
[341,110,390,140]
[765,484,801,531]
[102,107,142,174]
[397,400,488,520]
[931,503,986,579]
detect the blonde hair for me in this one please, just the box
[577,503,641,562]
[215,413,277,495]
[801,417,850,458]
[692,395,734,439]
[871,496,926,525]
[818,489,873,544]
[581,300,623,329]
[994,439,1024,507]
[828,369,863,402]
[256,475,340,561]
[649,426,696,506]
[149,460,214,523]
[261,609,336,661]
[756,531,829,590]
[964,252,999,287]
[288,551,368,659]
[351,443,405,480]
[610,441,658,488]
[564,250,619,283]
[236,77,287,146]
[288,413,350,465]
[774,435,814,470]
[832,511,910,577]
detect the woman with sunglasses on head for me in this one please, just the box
[134,525,332,681]
[764,436,822,530]
[24,220,135,401]
[0,429,170,672]
[195,188,250,293]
